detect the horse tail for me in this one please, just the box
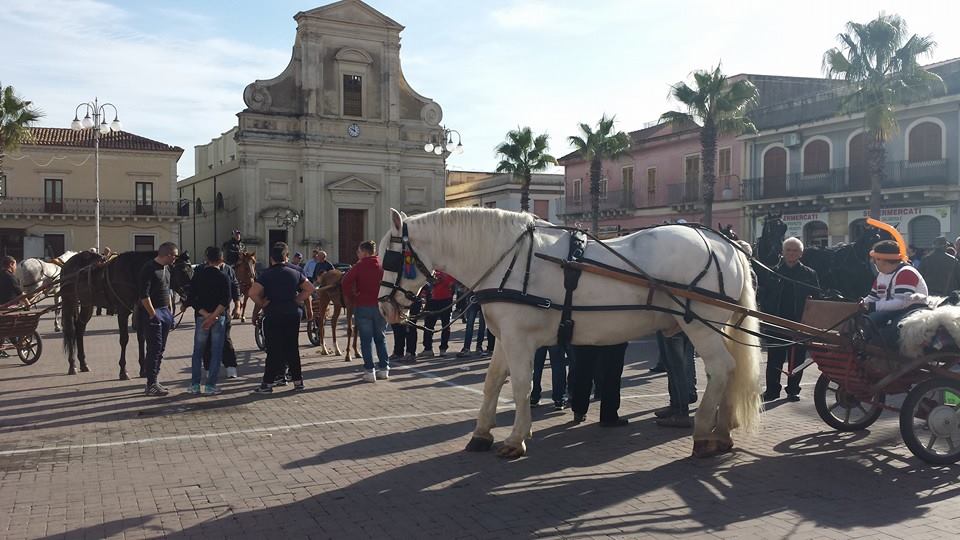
[723,247,763,433]
[61,280,78,360]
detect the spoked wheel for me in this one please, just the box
[15,331,43,365]
[814,373,885,431]
[306,319,321,346]
[254,318,266,351]
[899,377,960,465]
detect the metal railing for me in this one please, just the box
[556,189,639,215]
[742,159,951,201]
[666,182,701,204]
[0,197,185,217]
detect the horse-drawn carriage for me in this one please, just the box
[0,309,43,364]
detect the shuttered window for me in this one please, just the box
[908,122,942,163]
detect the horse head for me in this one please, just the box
[171,252,194,298]
[719,224,739,241]
[378,208,435,324]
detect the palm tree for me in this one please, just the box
[495,127,557,213]
[823,13,943,217]
[660,65,758,227]
[0,83,43,186]
[567,115,630,234]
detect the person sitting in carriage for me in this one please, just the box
[860,240,930,348]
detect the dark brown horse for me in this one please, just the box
[234,252,258,322]
[60,251,193,379]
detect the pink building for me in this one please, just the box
[557,119,744,235]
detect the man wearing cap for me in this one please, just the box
[918,236,960,296]
[292,252,304,268]
[222,230,245,267]
[862,240,929,347]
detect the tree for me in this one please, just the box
[660,65,758,227]
[495,127,557,213]
[823,13,943,217]
[567,115,630,235]
[0,83,43,187]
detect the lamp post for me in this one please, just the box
[423,126,464,156]
[274,209,300,245]
[71,98,122,253]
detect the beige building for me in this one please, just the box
[0,127,183,260]
[179,0,447,264]
[446,171,565,223]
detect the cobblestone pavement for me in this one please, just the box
[0,307,958,540]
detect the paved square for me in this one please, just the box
[1,308,958,540]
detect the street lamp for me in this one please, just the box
[274,209,300,244]
[71,98,121,253]
[423,127,464,155]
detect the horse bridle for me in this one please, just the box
[379,222,437,313]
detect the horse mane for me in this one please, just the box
[406,208,539,275]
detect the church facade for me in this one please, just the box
[178,0,446,264]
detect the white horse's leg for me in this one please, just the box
[685,323,737,458]
[497,335,536,459]
[466,344,509,452]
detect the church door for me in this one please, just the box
[338,209,366,265]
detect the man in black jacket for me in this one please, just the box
[203,258,242,377]
[759,237,820,402]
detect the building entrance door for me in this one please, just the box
[0,229,24,260]
[268,229,288,249]
[338,209,365,265]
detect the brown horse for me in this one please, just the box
[234,252,258,322]
[309,268,359,361]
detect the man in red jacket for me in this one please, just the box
[342,240,389,382]
[420,270,456,358]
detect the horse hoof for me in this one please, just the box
[465,436,494,452]
[119,371,130,381]
[79,365,90,373]
[68,366,77,375]
[692,440,734,459]
[496,442,526,459]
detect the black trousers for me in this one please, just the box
[391,302,421,356]
[261,312,301,386]
[203,317,237,369]
[422,299,452,351]
[765,345,805,397]
[569,343,627,422]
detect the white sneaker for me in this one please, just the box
[226,367,238,378]
[362,371,377,383]
[376,369,389,380]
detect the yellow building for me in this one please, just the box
[0,127,184,259]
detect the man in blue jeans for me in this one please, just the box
[138,242,179,397]
[342,240,389,382]
[531,345,568,410]
[457,295,486,358]
[187,247,231,395]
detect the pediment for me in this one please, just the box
[297,0,404,30]
[327,175,380,192]
[335,47,374,65]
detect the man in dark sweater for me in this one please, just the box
[138,242,179,396]
[187,247,231,395]
[759,237,820,402]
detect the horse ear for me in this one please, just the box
[390,208,403,231]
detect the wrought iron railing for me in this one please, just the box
[556,190,639,215]
[0,197,184,217]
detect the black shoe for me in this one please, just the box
[293,380,305,391]
[274,378,288,387]
[530,398,540,407]
[648,365,666,373]
[600,418,629,427]
[762,392,780,402]
[654,406,676,419]
[573,413,586,424]
[553,402,566,411]
[786,394,800,402]
[252,385,273,394]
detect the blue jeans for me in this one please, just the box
[141,307,173,386]
[355,306,389,371]
[656,331,697,413]
[462,303,486,350]
[532,345,567,404]
[191,314,227,386]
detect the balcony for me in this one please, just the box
[743,159,951,201]
[557,189,638,216]
[667,182,701,204]
[0,197,186,219]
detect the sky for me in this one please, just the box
[4,0,960,181]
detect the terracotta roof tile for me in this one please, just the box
[23,127,183,153]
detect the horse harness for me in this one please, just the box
[381,220,755,347]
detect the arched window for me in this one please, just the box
[847,132,868,190]
[195,198,204,215]
[762,146,787,198]
[908,121,943,163]
[803,221,829,248]
[216,192,225,210]
[803,139,830,176]
[909,215,940,249]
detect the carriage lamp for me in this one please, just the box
[70,98,122,254]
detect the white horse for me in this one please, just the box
[378,208,761,459]
[16,251,76,332]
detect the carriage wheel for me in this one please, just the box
[306,319,321,346]
[254,319,266,351]
[813,373,885,431]
[15,331,43,365]
[899,377,960,465]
